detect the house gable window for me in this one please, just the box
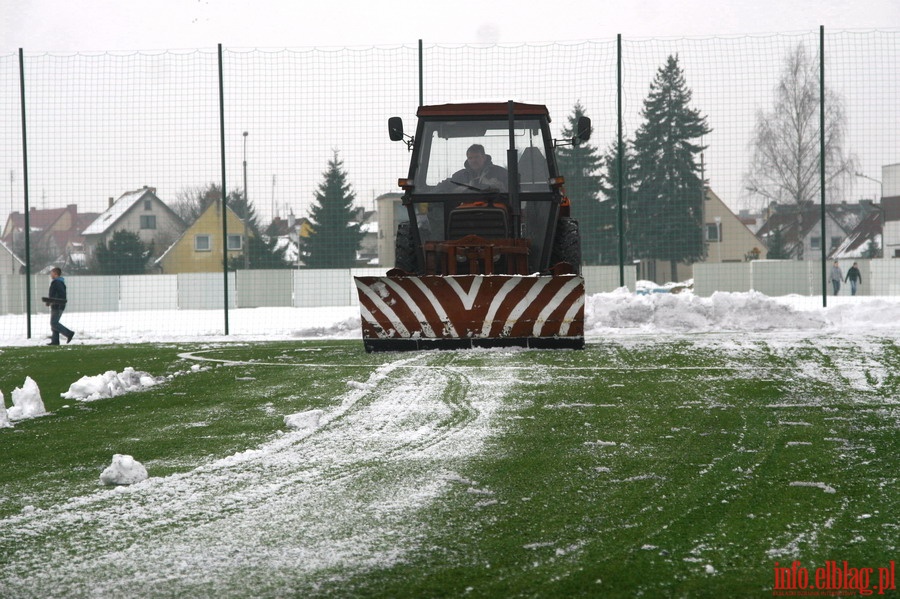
[831,236,842,249]
[144,199,153,210]
[140,215,157,229]
[227,234,243,251]
[810,237,821,250]
[705,222,722,242]
[195,234,211,252]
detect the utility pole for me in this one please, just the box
[242,131,249,270]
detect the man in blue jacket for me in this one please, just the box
[46,267,75,345]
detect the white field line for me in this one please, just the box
[0,354,512,597]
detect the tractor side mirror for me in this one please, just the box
[388,117,404,142]
[575,116,592,143]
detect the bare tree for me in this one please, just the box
[745,43,855,209]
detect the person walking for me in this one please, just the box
[45,267,74,345]
[830,261,843,296]
[845,262,862,296]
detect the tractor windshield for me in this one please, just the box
[412,118,550,194]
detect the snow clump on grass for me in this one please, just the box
[7,377,47,421]
[100,454,149,486]
[61,367,164,402]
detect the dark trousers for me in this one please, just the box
[50,307,74,344]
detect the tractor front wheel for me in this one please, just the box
[550,217,581,274]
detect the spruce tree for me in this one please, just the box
[597,139,637,265]
[631,54,711,281]
[93,229,151,275]
[301,151,365,269]
[555,102,603,265]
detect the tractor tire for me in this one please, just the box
[550,217,582,274]
[395,221,418,273]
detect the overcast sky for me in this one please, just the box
[3,0,899,51]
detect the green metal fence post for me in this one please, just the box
[18,48,32,339]
[819,26,827,307]
[218,43,230,334]
[616,34,625,288]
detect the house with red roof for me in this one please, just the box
[1,204,100,272]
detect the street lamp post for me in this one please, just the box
[855,171,883,200]
[243,131,249,270]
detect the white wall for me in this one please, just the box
[582,265,636,294]
[693,262,752,296]
[178,272,237,309]
[120,274,178,311]
[237,270,293,308]
[5,262,900,316]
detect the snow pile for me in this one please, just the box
[585,288,828,333]
[61,367,164,402]
[6,377,47,421]
[0,391,11,428]
[99,454,149,485]
[284,408,326,432]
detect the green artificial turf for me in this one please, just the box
[0,336,897,598]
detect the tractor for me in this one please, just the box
[354,101,590,351]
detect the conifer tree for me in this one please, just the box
[301,151,365,268]
[93,229,151,275]
[597,139,637,265]
[555,102,603,265]
[631,54,711,280]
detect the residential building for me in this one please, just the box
[155,200,246,274]
[832,208,883,259]
[881,164,900,259]
[703,188,768,263]
[1,204,100,271]
[81,187,186,265]
[0,239,25,274]
[755,203,851,260]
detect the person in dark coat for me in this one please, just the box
[448,144,509,192]
[844,261,862,296]
[46,266,74,345]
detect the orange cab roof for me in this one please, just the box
[417,102,550,119]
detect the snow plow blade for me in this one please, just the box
[354,274,585,352]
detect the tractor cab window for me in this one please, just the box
[413,119,550,194]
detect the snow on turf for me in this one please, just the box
[61,367,165,402]
[2,289,900,593]
[0,352,515,596]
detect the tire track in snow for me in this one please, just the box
[0,353,504,598]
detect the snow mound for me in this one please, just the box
[62,367,164,402]
[585,288,827,333]
[0,391,11,428]
[7,377,47,421]
[284,409,325,432]
[99,454,149,486]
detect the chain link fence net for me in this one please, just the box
[1,31,898,340]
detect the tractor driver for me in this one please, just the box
[448,144,508,192]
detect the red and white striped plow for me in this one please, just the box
[354,274,585,352]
